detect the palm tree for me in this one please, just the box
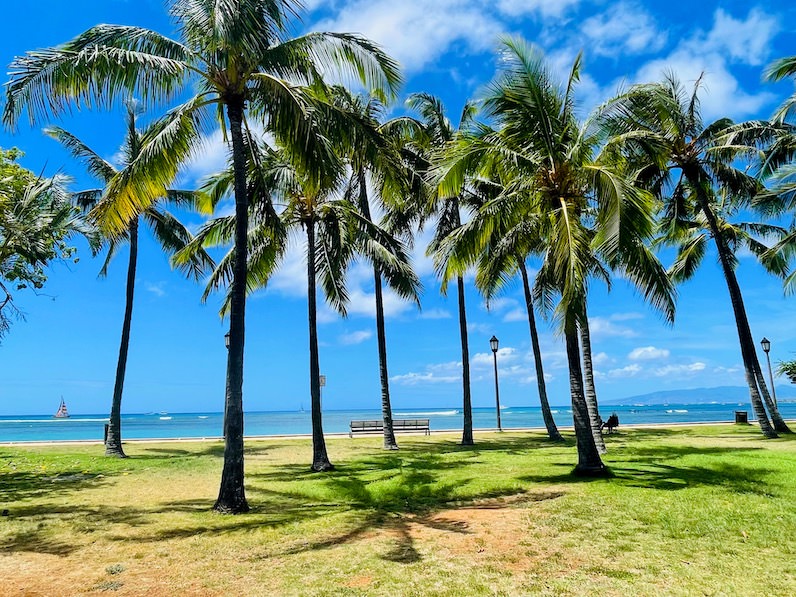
[399,92,479,446]
[578,313,606,453]
[433,180,564,442]
[758,57,796,292]
[4,0,400,512]
[436,38,675,473]
[189,126,416,470]
[329,87,421,450]
[0,153,98,337]
[601,74,792,437]
[766,56,796,123]
[45,101,211,457]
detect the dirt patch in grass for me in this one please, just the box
[411,491,566,567]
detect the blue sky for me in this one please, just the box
[1,0,796,416]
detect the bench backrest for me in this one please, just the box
[393,419,429,427]
[350,420,382,428]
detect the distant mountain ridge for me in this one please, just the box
[605,385,796,406]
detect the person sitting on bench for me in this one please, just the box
[601,413,619,434]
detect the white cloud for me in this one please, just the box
[610,312,644,322]
[633,8,779,120]
[313,1,504,74]
[390,371,460,385]
[588,317,639,338]
[344,286,416,319]
[653,362,706,377]
[471,346,519,367]
[340,330,372,345]
[467,322,492,334]
[701,8,779,66]
[580,3,666,57]
[392,345,530,386]
[591,352,612,366]
[179,128,230,185]
[497,0,580,19]
[606,363,642,378]
[503,308,526,323]
[144,282,166,297]
[418,308,452,320]
[628,346,670,361]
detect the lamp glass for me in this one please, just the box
[489,335,499,353]
[224,331,231,349]
[761,337,770,353]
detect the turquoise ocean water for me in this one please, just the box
[2,402,795,443]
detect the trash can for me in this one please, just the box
[734,411,748,424]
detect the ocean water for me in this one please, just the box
[2,402,795,443]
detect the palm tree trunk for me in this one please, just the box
[518,259,562,441]
[105,217,138,458]
[752,357,791,432]
[580,316,607,453]
[374,267,399,450]
[457,275,474,445]
[306,220,334,471]
[694,185,777,438]
[214,98,250,513]
[355,170,398,449]
[565,315,606,476]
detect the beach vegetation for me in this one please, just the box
[4,0,400,512]
[601,73,793,437]
[1,426,794,595]
[396,92,480,446]
[45,102,213,458]
[192,111,417,470]
[0,148,97,339]
[433,39,675,473]
[328,86,422,451]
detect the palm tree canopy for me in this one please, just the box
[434,37,674,328]
[600,74,789,287]
[4,0,402,235]
[44,102,214,281]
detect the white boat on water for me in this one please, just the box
[54,397,70,419]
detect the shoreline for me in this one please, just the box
[1,419,785,448]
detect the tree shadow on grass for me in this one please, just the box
[99,449,562,564]
[519,441,780,496]
[0,469,115,504]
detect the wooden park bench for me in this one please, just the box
[349,418,430,437]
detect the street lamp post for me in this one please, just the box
[760,337,777,407]
[490,335,502,431]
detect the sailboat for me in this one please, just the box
[54,397,70,419]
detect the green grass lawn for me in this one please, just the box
[1,425,795,596]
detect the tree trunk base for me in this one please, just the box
[459,439,474,447]
[547,433,565,442]
[104,446,127,458]
[773,422,792,434]
[213,500,250,514]
[761,428,779,439]
[311,461,335,472]
[383,443,399,451]
[573,463,610,477]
